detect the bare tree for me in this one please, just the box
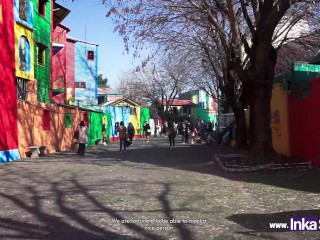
[104,0,320,164]
[117,53,193,120]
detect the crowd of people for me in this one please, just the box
[74,119,216,154]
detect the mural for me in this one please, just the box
[18,36,30,72]
[15,23,34,80]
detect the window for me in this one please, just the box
[64,113,72,128]
[16,78,29,100]
[43,109,50,130]
[87,50,95,61]
[38,0,46,17]
[37,44,46,66]
[19,0,28,21]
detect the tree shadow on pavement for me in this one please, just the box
[85,139,320,194]
[0,173,198,240]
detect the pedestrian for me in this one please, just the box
[102,123,107,145]
[184,121,190,144]
[143,121,151,142]
[181,121,186,144]
[167,122,176,149]
[77,121,88,156]
[127,122,135,144]
[118,121,127,152]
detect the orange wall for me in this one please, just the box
[17,100,81,158]
[271,84,291,156]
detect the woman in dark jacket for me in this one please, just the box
[143,121,151,142]
[127,122,135,143]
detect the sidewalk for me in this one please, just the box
[0,137,319,239]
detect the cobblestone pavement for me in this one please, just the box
[0,136,319,240]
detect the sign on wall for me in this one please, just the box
[75,82,86,89]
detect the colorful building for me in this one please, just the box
[74,40,98,107]
[0,0,20,162]
[32,0,52,103]
[52,24,69,103]
[101,98,142,141]
[272,62,320,166]
[180,90,218,123]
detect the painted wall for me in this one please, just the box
[17,101,82,158]
[52,25,67,104]
[106,106,130,141]
[270,84,290,156]
[74,41,98,106]
[88,111,103,146]
[140,108,150,134]
[288,78,320,166]
[129,107,141,137]
[14,0,34,28]
[0,0,20,162]
[66,38,76,105]
[32,0,52,103]
[14,23,34,80]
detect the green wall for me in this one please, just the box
[88,112,103,146]
[87,112,112,146]
[196,109,217,123]
[104,113,112,143]
[32,0,51,103]
[139,108,150,134]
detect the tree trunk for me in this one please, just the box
[232,105,248,149]
[247,80,276,165]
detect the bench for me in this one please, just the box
[28,145,47,158]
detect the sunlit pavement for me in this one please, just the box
[0,137,319,239]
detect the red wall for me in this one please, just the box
[0,0,18,151]
[66,38,76,97]
[289,78,320,166]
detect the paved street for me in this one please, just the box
[0,137,319,240]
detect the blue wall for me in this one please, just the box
[74,41,98,106]
[0,149,20,163]
[105,106,130,137]
[14,0,34,28]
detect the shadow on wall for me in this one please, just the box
[17,101,81,158]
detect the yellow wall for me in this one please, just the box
[130,107,141,134]
[271,84,291,156]
[15,23,34,80]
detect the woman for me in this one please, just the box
[167,122,176,149]
[127,122,135,143]
[102,123,107,145]
[143,121,151,142]
[77,121,88,156]
[118,121,127,152]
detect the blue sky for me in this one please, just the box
[56,0,135,89]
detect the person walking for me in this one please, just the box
[102,123,107,145]
[118,121,127,152]
[143,121,151,142]
[127,122,135,144]
[167,122,176,149]
[77,121,88,156]
[184,121,190,144]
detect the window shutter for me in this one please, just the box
[43,109,50,130]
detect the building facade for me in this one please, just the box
[0,0,20,161]
[74,40,98,107]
